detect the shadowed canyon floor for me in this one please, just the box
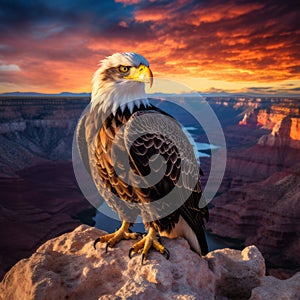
[0,162,94,280]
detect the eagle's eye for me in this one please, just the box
[118,65,130,73]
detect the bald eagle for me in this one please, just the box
[76,52,208,263]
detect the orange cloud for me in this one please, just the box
[189,2,264,26]
[0,0,299,94]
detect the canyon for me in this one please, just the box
[0,97,92,280]
[205,97,300,278]
[0,95,299,282]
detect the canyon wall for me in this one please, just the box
[205,97,300,278]
[0,97,89,178]
[0,97,93,280]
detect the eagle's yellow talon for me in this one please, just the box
[94,221,140,252]
[129,227,169,263]
[98,232,117,243]
[128,247,135,259]
[163,248,170,259]
[93,238,101,249]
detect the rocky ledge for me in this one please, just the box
[1,225,299,300]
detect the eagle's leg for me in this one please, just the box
[128,226,169,264]
[94,221,141,252]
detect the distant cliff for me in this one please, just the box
[0,97,89,177]
[238,98,299,129]
[2,96,298,178]
[258,116,300,149]
[206,97,300,278]
[238,99,300,149]
[0,97,92,280]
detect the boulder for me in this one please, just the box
[206,246,265,299]
[1,225,299,300]
[250,272,300,300]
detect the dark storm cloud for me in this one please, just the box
[0,0,120,25]
[5,1,151,42]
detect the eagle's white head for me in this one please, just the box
[91,52,153,115]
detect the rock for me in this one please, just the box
[1,225,298,300]
[238,103,300,130]
[250,272,300,300]
[258,116,300,149]
[206,246,265,299]
[0,225,215,300]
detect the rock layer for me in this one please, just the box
[206,98,300,279]
[0,162,93,281]
[258,116,300,149]
[207,167,300,271]
[0,97,88,178]
[207,130,300,277]
[1,225,299,300]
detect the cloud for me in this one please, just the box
[0,0,299,93]
[247,87,273,91]
[118,0,300,85]
[205,87,228,94]
[244,84,300,95]
[188,1,264,25]
[115,0,141,4]
[0,63,21,72]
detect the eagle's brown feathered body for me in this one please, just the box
[77,52,209,256]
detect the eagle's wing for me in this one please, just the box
[74,109,108,209]
[89,107,140,222]
[124,109,209,254]
[76,106,103,176]
[75,113,90,175]
[177,186,209,254]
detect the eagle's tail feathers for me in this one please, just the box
[178,209,209,256]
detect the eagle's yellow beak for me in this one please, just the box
[124,64,153,88]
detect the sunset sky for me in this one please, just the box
[0,0,299,95]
